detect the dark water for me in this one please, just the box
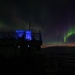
[0,46,75,75]
[0,46,46,75]
[43,46,75,75]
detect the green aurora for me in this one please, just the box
[64,27,75,43]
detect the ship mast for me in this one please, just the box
[29,21,31,30]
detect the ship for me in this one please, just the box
[0,22,42,56]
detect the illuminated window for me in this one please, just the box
[26,31,32,40]
[18,46,20,48]
[16,30,24,37]
[28,45,30,47]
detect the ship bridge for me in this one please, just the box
[16,30,32,41]
[0,30,42,49]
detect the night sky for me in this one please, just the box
[0,0,75,45]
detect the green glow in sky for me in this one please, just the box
[64,27,75,42]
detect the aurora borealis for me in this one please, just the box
[0,0,75,45]
[64,27,75,43]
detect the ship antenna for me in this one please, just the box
[29,21,31,30]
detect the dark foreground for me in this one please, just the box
[0,46,75,75]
